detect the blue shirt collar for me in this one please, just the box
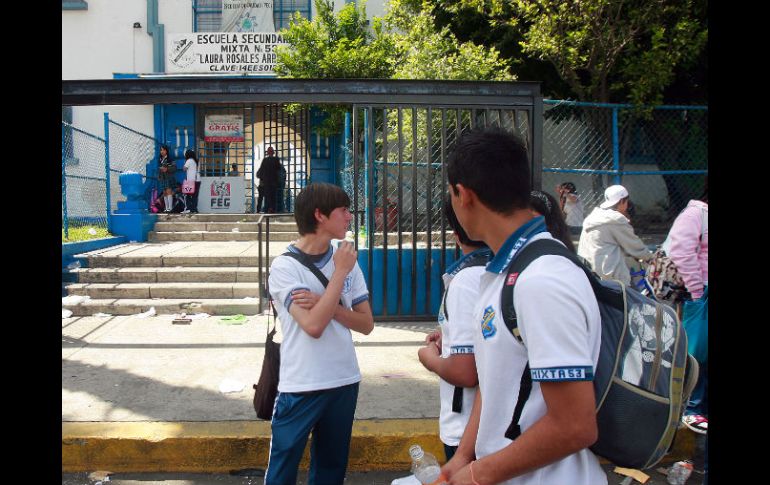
[288,243,333,268]
[445,246,493,276]
[486,216,548,274]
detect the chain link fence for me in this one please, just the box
[543,100,708,236]
[106,117,159,213]
[62,122,109,241]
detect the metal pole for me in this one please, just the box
[612,107,621,185]
[62,123,69,240]
[364,109,369,246]
[258,220,263,313]
[104,113,112,232]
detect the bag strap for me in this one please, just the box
[499,238,601,440]
[281,250,344,307]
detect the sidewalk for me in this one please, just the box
[62,313,698,474]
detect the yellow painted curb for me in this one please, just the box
[62,419,696,473]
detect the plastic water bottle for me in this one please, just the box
[408,445,444,485]
[667,460,693,485]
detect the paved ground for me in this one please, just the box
[63,463,705,484]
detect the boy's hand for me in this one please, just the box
[291,290,321,310]
[333,241,357,274]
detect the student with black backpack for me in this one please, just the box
[440,129,607,485]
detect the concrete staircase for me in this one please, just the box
[62,214,299,316]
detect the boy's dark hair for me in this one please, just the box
[294,182,351,235]
[447,128,531,214]
[444,193,487,248]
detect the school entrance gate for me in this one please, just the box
[63,79,543,320]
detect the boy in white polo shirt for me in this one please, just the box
[440,129,607,485]
[265,182,374,485]
[417,195,490,462]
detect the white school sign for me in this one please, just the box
[166,32,288,75]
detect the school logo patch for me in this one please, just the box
[342,275,353,294]
[481,305,497,339]
[506,272,520,286]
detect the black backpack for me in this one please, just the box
[500,238,699,469]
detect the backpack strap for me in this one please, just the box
[499,238,592,440]
[281,251,344,307]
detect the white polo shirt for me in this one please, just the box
[474,221,606,485]
[437,249,489,447]
[268,242,369,393]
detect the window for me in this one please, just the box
[193,0,311,32]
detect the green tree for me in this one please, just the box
[444,0,707,105]
[274,0,515,135]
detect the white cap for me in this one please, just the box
[599,185,629,209]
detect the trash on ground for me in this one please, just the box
[187,312,210,320]
[613,467,649,484]
[62,309,73,319]
[220,314,248,325]
[67,260,81,270]
[88,228,97,235]
[219,378,245,393]
[135,307,156,318]
[88,471,112,482]
[93,312,113,318]
[62,295,91,305]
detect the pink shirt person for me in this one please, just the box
[666,200,708,299]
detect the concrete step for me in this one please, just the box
[65,267,265,283]
[64,282,261,300]
[155,214,262,223]
[154,222,262,232]
[75,241,292,268]
[61,298,262,316]
[148,231,297,242]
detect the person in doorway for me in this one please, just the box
[441,128,606,485]
[229,163,239,177]
[556,182,584,235]
[157,144,177,194]
[577,184,653,286]
[182,149,202,214]
[257,146,283,213]
[265,182,374,485]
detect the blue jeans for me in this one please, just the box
[265,382,359,485]
[685,361,708,417]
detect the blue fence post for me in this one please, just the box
[104,113,112,232]
[62,123,69,240]
[363,109,370,239]
[612,107,621,185]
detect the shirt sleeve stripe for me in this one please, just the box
[283,286,311,310]
[351,294,369,306]
[530,366,594,382]
[450,345,474,355]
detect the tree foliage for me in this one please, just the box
[444,0,708,105]
[274,0,515,134]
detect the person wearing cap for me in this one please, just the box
[577,184,653,286]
